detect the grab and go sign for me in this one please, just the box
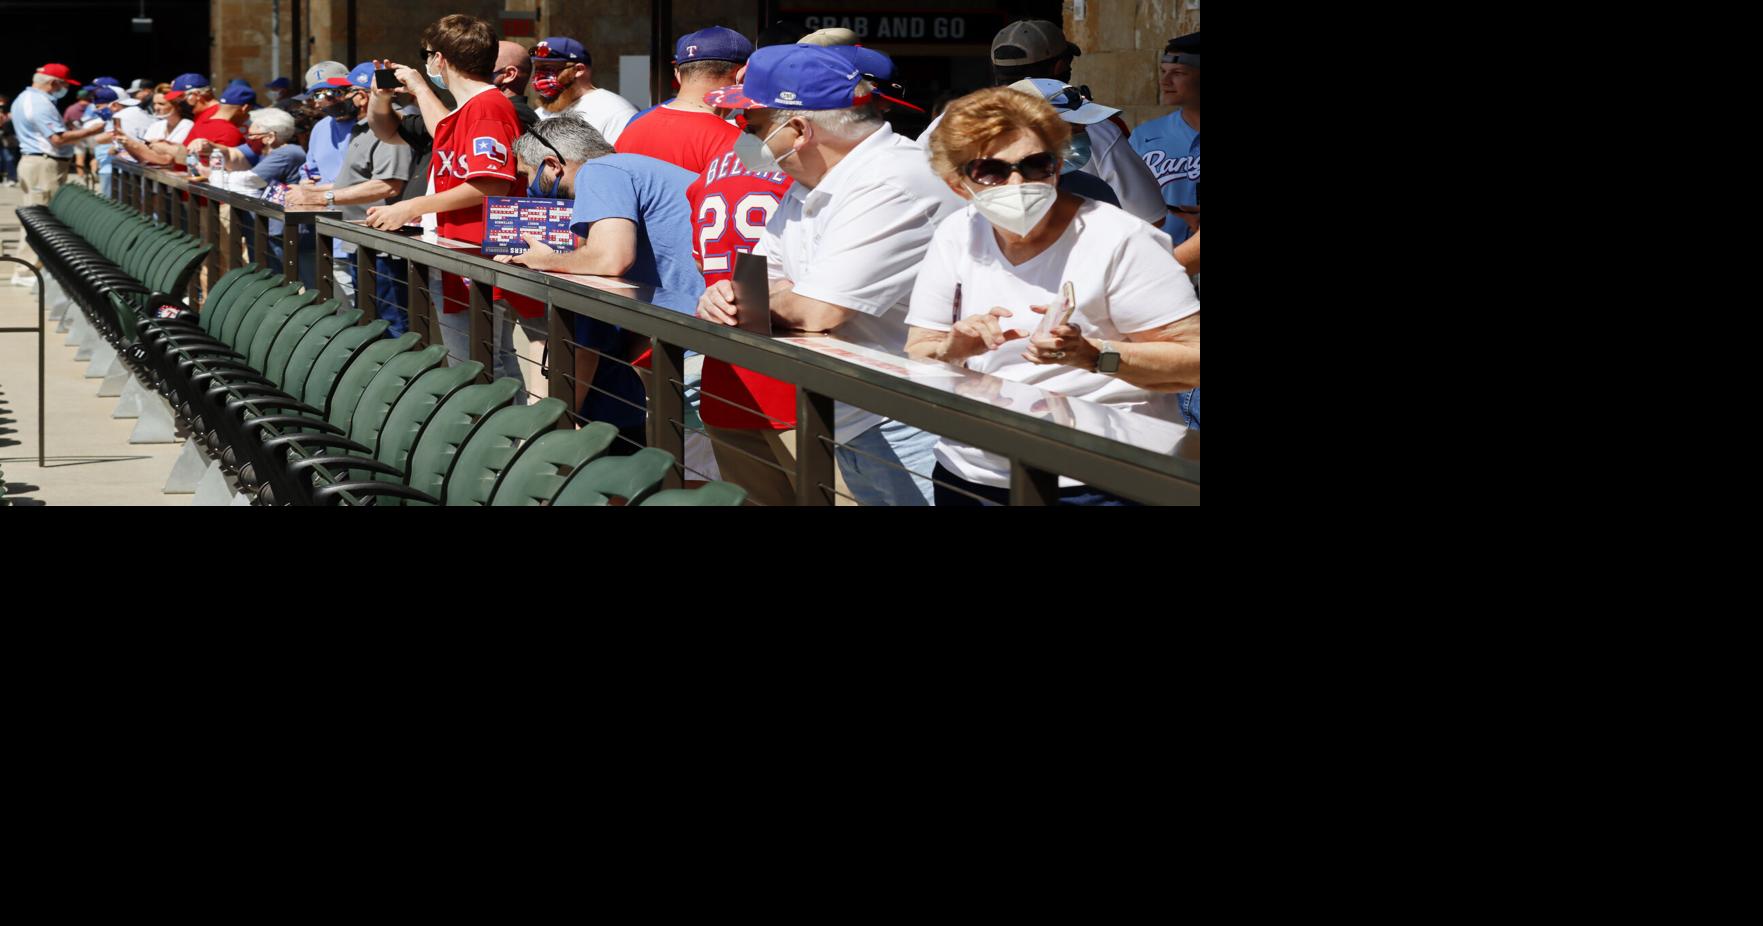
[797,12,1007,42]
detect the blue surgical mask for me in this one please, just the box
[526,161,564,199]
[426,59,448,92]
[49,86,68,101]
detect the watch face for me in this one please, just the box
[1097,349,1120,373]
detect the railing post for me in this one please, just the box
[315,224,333,300]
[356,249,375,324]
[407,260,435,347]
[281,220,299,284]
[795,389,836,506]
[546,301,572,405]
[203,192,223,296]
[251,208,267,270]
[468,279,495,381]
[1008,460,1059,506]
[649,338,686,490]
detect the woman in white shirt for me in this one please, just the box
[116,91,193,165]
[905,87,1200,506]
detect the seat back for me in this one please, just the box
[373,362,484,485]
[395,379,523,506]
[487,423,620,506]
[552,448,675,507]
[441,398,566,506]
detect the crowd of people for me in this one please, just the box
[6,16,1200,506]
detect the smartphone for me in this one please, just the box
[374,68,401,90]
[1034,281,1076,338]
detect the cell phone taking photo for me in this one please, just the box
[1033,281,1077,338]
[374,68,401,90]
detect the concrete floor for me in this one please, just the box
[1,183,189,506]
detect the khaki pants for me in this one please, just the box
[705,425,855,506]
[15,154,69,268]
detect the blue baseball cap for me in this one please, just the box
[705,42,909,112]
[706,43,891,111]
[344,62,378,90]
[267,76,292,90]
[91,87,120,104]
[170,73,210,93]
[828,45,894,82]
[674,26,752,64]
[532,37,589,64]
[91,76,122,89]
[219,83,257,105]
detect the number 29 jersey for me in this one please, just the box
[687,147,797,430]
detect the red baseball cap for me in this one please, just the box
[36,63,80,86]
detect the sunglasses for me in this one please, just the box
[962,152,1060,186]
[310,89,347,101]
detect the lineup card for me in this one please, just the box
[482,197,578,256]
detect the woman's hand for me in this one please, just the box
[1023,305,1099,369]
[941,307,1026,363]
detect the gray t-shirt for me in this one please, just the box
[334,122,414,255]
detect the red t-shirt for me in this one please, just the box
[429,89,524,316]
[687,147,797,430]
[615,106,741,175]
[186,115,244,149]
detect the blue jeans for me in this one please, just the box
[835,419,937,506]
[0,146,17,182]
[354,252,408,336]
[1180,388,1201,429]
[266,226,317,289]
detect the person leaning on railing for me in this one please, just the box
[903,87,1200,507]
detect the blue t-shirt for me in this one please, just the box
[569,154,702,313]
[254,145,307,236]
[1127,109,1200,243]
[302,115,354,184]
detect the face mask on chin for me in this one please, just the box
[426,59,448,92]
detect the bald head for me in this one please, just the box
[492,40,533,96]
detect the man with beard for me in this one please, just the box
[529,35,636,145]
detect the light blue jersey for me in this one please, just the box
[12,86,70,157]
[1127,108,1200,244]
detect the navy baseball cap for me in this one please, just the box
[267,76,292,90]
[705,43,876,110]
[675,26,753,64]
[91,87,120,104]
[171,73,210,93]
[91,76,122,89]
[219,83,256,105]
[532,37,589,64]
[1162,31,1200,68]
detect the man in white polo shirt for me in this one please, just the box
[696,43,962,505]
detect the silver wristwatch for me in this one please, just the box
[324,190,336,210]
[1096,340,1121,375]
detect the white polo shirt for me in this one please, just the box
[755,122,963,440]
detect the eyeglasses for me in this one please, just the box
[310,89,346,101]
[962,152,1060,186]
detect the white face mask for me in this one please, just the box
[49,86,68,101]
[964,181,1058,237]
[734,121,797,174]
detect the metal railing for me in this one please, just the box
[112,160,1199,505]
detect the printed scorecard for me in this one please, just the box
[482,197,578,256]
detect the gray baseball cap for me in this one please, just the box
[991,20,1080,67]
[299,60,349,96]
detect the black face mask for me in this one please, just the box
[326,98,359,120]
